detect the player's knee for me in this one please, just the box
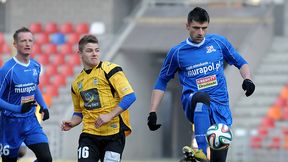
[192,91,210,106]
[17,147,27,158]
[104,151,121,162]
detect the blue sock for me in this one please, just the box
[194,103,210,155]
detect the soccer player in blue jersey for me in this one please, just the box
[147,7,255,162]
[0,27,52,162]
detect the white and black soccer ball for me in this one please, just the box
[206,123,233,150]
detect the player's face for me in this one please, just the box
[80,43,100,69]
[186,21,208,43]
[14,32,34,56]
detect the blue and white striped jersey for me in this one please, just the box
[154,34,247,105]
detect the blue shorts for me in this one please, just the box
[0,114,48,158]
[181,92,232,126]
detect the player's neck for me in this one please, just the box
[15,54,29,64]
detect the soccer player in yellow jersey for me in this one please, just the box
[61,35,136,162]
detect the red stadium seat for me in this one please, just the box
[67,54,81,65]
[60,22,74,34]
[260,117,275,129]
[283,126,288,134]
[32,43,42,54]
[52,74,66,87]
[75,23,89,34]
[58,64,74,76]
[45,85,59,97]
[280,86,288,99]
[44,64,58,76]
[258,127,268,137]
[35,33,50,44]
[250,136,263,149]
[268,137,281,149]
[30,22,42,33]
[43,44,58,54]
[51,54,65,65]
[267,105,282,121]
[284,136,288,150]
[1,43,11,54]
[282,108,288,120]
[39,73,50,87]
[66,33,80,45]
[59,44,73,55]
[36,54,50,65]
[45,22,58,34]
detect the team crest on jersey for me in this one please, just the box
[32,69,38,76]
[93,78,98,85]
[78,82,83,91]
[206,45,216,53]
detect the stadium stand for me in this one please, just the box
[29,22,43,33]
[45,22,58,34]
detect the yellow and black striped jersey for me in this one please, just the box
[71,61,134,136]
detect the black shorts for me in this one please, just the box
[77,132,125,162]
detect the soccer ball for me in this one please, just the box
[206,123,233,150]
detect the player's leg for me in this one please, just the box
[2,156,18,162]
[209,105,232,162]
[27,143,52,162]
[210,148,228,162]
[25,116,52,162]
[192,92,211,156]
[1,115,24,162]
[183,91,211,161]
[18,143,28,158]
[103,131,125,162]
[78,133,101,162]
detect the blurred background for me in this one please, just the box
[1,0,288,162]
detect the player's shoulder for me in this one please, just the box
[206,34,228,42]
[1,58,16,73]
[171,39,187,51]
[29,58,41,69]
[72,70,84,84]
[30,58,40,66]
[101,61,121,73]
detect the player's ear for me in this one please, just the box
[13,40,17,48]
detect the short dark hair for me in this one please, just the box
[13,27,31,42]
[78,34,99,52]
[187,7,210,23]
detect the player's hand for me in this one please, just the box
[95,114,113,128]
[21,101,37,113]
[61,121,73,131]
[147,112,161,131]
[39,107,49,121]
[242,79,255,97]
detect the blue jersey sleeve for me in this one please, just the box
[154,47,179,91]
[216,35,247,69]
[35,87,48,109]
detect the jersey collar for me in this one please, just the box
[186,37,205,47]
[13,57,30,67]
